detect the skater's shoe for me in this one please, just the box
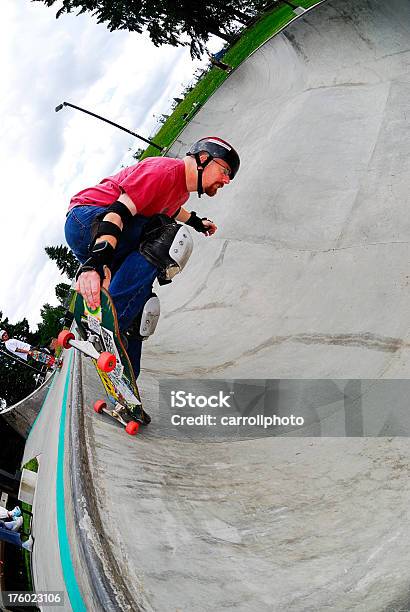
[129,405,151,425]
[22,535,34,552]
[9,516,23,532]
[122,316,143,349]
[10,506,21,519]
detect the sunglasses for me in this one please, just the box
[213,159,231,177]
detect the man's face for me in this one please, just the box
[1,333,8,342]
[202,157,231,197]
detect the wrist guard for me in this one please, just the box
[185,211,209,234]
[76,241,115,281]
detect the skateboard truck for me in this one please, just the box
[94,399,140,435]
[57,330,117,373]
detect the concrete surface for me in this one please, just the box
[2,373,54,438]
[22,355,100,612]
[22,359,70,611]
[69,1,410,610]
[159,0,410,380]
[23,0,410,610]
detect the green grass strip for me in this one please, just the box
[23,458,39,473]
[142,0,323,158]
[20,459,39,587]
[56,351,86,611]
[21,501,33,590]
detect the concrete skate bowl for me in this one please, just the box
[2,373,54,438]
[160,0,410,380]
[76,2,410,610]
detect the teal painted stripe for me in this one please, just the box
[56,351,87,612]
[27,373,57,440]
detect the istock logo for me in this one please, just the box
[171,390,233,409]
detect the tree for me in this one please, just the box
[31,0,253,58]
[0,283,69,405]
[45,244,79,280]
[36,303,66,347]
[0,351,39,406]
[0,312,41,405]
[0,312,37,347]
[55,282,71,306]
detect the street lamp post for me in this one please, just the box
[55,101,164,153]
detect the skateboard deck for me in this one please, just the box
[58,288,150,435]
[29,350,55,368]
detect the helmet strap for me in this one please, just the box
[194,152,212,198]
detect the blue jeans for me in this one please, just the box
[65,206,158,379]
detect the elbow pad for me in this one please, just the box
[107,200,134,224]
[90,201,134,246]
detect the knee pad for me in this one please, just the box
[139,214,193,283]
[127,294,160,341]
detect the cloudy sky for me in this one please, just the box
[1,0,216,329]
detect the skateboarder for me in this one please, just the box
[0,330,32,361]
[0,505,21,523]
[209,52,233,73]
[0,330,55,368]
[65,137,240,379]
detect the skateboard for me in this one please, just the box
[29,350,55,368]
[57,288,150,436]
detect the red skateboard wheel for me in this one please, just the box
[58,330,75,349]
[97,352,116,373]
[125,421,140,436]
[94,400,106,414]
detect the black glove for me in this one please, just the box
[76,240,115,282]
[185,211,211,234]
